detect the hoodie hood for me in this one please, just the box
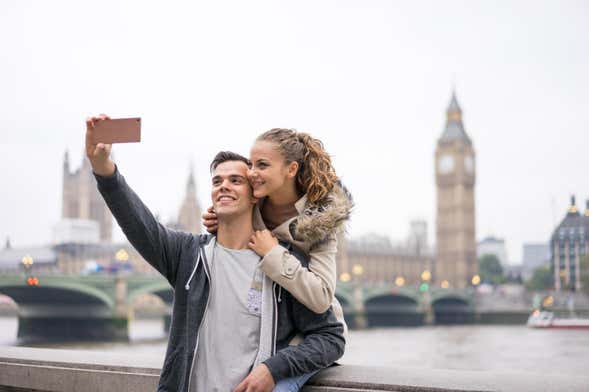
[290,182,354,246]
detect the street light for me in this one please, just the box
[441,280,450,289]
[339,272,351,283]
[421,270,431,282]
[21,255,34,269]
[395,276,405,287]
[352,264,364,277]
[471,275,481,286]
[115,249,129,262]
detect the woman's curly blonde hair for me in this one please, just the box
[256,128,338,204]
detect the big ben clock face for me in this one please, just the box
[438,154,455,174]
[464,156,474,173]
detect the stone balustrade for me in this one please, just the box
[1,346,588,391]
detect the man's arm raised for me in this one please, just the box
[86,115,192,286]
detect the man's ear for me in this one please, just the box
[287,161,299,179]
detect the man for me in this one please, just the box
[85,115,345,391]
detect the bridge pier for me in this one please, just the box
[352,285,367,329]
[17,316,128,343]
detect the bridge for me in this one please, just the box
[0,273,532,341]
[0,273,173,342]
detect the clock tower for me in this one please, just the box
[435,91,477,289]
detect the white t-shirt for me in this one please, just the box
[191,243,262,391]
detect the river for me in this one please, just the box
[1,317,588,376]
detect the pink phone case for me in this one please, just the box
[92,118,141,144]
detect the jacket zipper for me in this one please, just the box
[186,245,212,392]
[271,282,278,355]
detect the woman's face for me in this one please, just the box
[249,140,296,199]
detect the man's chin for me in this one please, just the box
[214,206,243,218]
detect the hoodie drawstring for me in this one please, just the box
[277,286,282,303]
[185,253,200,290]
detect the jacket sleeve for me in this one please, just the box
[262,294,345,382]
[258,235,337,313]
[93,164,192,286]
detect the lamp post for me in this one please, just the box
[115,249,129,263]
[420,269,431,292]
[22,255,38,286]
[420,269,434,325]
[350,264,366,329]
[21,255,34,270]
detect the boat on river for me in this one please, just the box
[527,310,589,329]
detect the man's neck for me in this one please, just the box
[216,213,254,250]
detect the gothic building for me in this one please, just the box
[62,151,201,244]
[168,165,202,234]
[550,196,589,291]
[435,92,477,288]
[62,150,113,242]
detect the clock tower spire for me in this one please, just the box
[435,90,477,289]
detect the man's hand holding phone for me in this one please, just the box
[85,114,116,177]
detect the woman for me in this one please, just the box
[204,128,353,390]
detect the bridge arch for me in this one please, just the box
[364,293,423,327]
[127,281,173,305]
[431,295,474,324]
[0,281,114,311]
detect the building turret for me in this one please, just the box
[63,150,70,174]
[439,91,472,145]
[177,163,202,234]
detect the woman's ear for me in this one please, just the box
[287,161,299,178]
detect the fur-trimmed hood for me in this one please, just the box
[290,182,354,246]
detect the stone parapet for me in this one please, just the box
[1,347,588,391]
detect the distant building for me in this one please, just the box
[522,243,550,280]
[166,165,202,234]
[51,218,100,245]
[407,220,428,256]
[550,196,589,291]
[342,229,434,286]
[477,236,508,266]
[56,155,201,274]
[62,150,113,242]
[0,238,57,273]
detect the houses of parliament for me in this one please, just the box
[53,151,202,275]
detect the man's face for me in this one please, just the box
[211,160,256,219]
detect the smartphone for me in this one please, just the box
[92,118,141,144]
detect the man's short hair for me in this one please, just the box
[209,151,251,173]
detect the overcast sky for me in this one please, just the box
[1,0,588,264]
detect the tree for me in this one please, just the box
[525,266,553,291]
[478,254,505,285]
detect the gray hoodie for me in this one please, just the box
[94,165,345,391]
